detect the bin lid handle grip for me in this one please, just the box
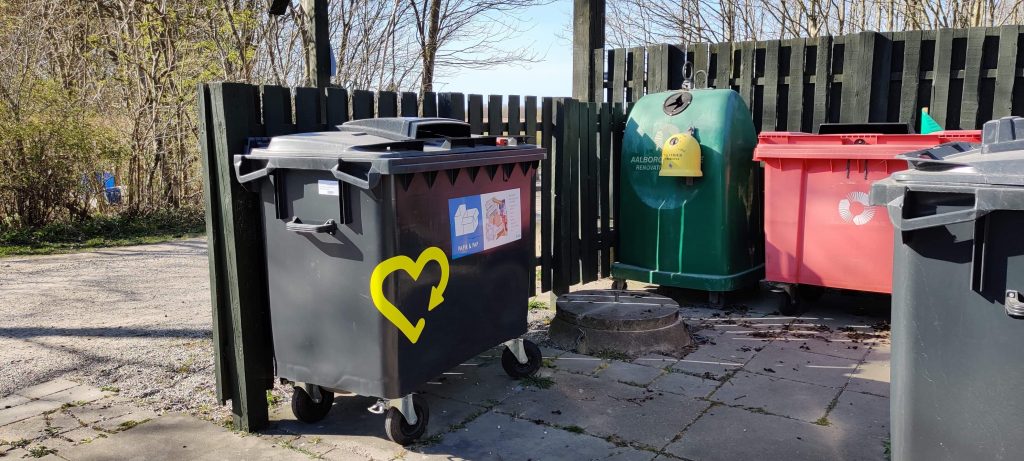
[887,194,983,231]
[330,162,380,190]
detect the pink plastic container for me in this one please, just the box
[754,131,981,294]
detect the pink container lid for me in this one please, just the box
[754,131,982,160]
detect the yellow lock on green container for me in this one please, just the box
[611,89,764,294]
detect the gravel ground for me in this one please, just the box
[0,239,232,420]
[0,237,556,423]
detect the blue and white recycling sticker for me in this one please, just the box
[448,188,521,259]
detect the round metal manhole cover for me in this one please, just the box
[663,91,693,116]
[555,290,680,331]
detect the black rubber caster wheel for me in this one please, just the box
[776,290,806,316]
[291,386,334,423]
[797,285,826,303]
[501,340,542,378]
[611,279,628,290]
[384,395,429,445]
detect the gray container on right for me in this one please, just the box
[871,116,1024,461]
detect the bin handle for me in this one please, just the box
[285,217,337,234]
[234,156,276,184]
[886,195,983,231]
[329,162,380,190]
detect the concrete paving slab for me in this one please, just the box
[270,394,481,461]
[91,409,160,433]
[629,354,678,369]
[770,335,871,361]
[40,386,110,407]
[15,380,79,400]
[418,360,522,406]
[317,447,374,460]
[593,361,664,387]
[0,396,28,411]
[845,348,890,398]
[0,399,63,427]
[665,404,844,461]
[409,411,652,461]
[539,346,567,359]
[496,372,709,449]
[709,371,839,423]
[669,346,746,381]
[742,343,860,388]
[828,389,889,447]
[550,353,607,376]
[0,414,48,443]
[45,410,87,434]
[60,414,307,461]
[647,372,721,399]
[67,403,138,426]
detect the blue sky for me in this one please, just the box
[433,2,573,97]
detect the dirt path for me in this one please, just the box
[0,239,224,418]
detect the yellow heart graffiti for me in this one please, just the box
[369,246,450,344]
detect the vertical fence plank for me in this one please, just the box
[692,42,710,89]
[959,27,987,129]
[612,48,627,105]
[629,47,646,103]
[400,92,418,117]
[293,87,320,131]
[262,86,293,136]
[593,49,606,103]
[581,103,600,283]
[610,103,624,264]
[762,40,781,131]
[326,87,349,127]
[993,25,1019,119]
[647,44,669,93]
[376,91,398,117]
[577,102,594,282]
[351,90,374,120]
[812,36,833,130]
[488,95,503,135]
[598,102,612,277]
[422,92,438,117]
[206,82,272,431]
[738,40,756,110]
[569,101,582,286]
[899,31,923,129]
[787,39,806,131]
[869,33,892,122]
[540,97,554,293]
[525,96,538,141]
[552,99,570,294]
[508,95,522,135]
[841,32,873,123]
[713,41,732,90]
[438,93,465,120]
[199,84,231,408]
[931,28,955,127]
[467,94,484,134]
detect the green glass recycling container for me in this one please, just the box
[611,89,764,292]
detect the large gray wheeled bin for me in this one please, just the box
[870,116,1024,461]
[234,117,545,444]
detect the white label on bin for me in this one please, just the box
[448,188,521,259]
[318,180,340,196]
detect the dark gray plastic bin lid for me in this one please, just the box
[233,117,545,190]
[871,116,1024,231]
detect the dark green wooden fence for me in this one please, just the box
[590,26,1024,132]
[199,83,619,429]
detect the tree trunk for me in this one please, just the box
[419,0,441,93]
